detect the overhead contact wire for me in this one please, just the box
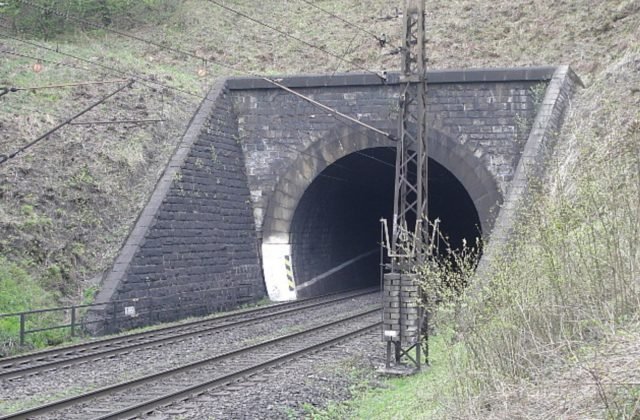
[3,2,395,138]
[1,27,393,139]
[2,37,398,173]
[0,48,93,74]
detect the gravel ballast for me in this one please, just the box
[0,293,380,415]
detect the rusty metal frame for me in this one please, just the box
[381,0,429,372]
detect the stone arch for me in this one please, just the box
[261,125,502,301]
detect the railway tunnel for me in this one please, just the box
[260,127,503,302]
[288,147,482,298]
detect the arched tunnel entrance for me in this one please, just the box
[290,147,482,298]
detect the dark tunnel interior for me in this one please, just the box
[290,147,482,298]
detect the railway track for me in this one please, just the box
[0,288,377,381]
[1,307,380,419]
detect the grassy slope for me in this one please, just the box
[1,0,639,413]
[0,0,399,306]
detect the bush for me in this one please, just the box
[0,0,179,39]
[441,66,640,417]
[458,102,640,386]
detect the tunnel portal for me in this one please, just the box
[290,147,481,298]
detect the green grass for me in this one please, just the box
[308,333,462,419]
[1,0,639,417]
[0,256,65,355]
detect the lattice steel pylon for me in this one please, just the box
[380,0,429,372]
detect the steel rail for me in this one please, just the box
[0,287,370,365]
[98,321,380,420]
[0,289,377,379]
[1,308,380,419]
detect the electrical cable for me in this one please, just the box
[1,24,400,171]
[264,127,399,194]
[16,0,204,62]
[2,2,394,137]
[0,76,162,129]
[331,31,361,75]
[297,0,388,47]
[0,80,133,165]
[0,28,209,101]
[1,27,394,141]
[17,0,385,80]
[202,0,385,80]
[273,139,393,195]
[0,61,396,179]
[2,78,130,93]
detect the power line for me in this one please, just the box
[271,134,365,176]
[264,125,400,180]
[202,0,385,80]
[0,28,208,101]
[0,31,189,125]
[17,0,385,81]
[2,78,130,94]
[1,5,395,139]
[1,46,399,177]
[1,26,386,138]
[0,49,158,123]
[2,28,393,140]
[298,0,388,47]
[357,149,397,171]
[264,77,393,140]
[1,25,399,168]
[271,136,392,194]
[0,48,94,74]
[332,31,360,75]
[68,118,164,126]
[0,80,133,165]
[2,39,399,178]
[4,2,399,141]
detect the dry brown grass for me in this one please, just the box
[455,325,640,419]
[439,41,640,420]
[1,1,640,414]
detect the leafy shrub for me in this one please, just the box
[0,0,179,39]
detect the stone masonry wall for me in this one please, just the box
[227,69,555,237]
[92,81,265,332]
[92,67,571,322]
[477,66,583,275]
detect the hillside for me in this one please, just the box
[0,0,401,309]
[1,0,639,416]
